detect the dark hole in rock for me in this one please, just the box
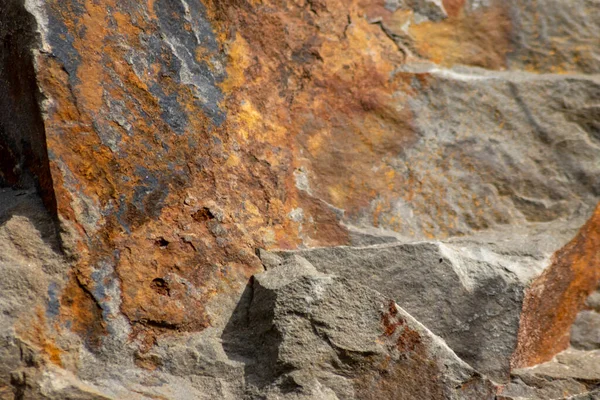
[155,237,170,248]
[151,278,170,296]
[192,207,215,222]
[439,258,443,263]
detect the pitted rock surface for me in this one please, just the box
[0,0,599,398]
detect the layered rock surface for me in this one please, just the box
[274,210,600,381]
[0,0,599,398]
[223,255,497,399]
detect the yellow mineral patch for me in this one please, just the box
[306,130,328,156]
[235,100,261,142]
[225,153,241,167]
[406,6,512,69]
[16,308,64,367]
[220,33,252,94]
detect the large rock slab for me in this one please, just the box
[352,65,600,239]
[223,255,496,399]
[273,205,600,381]
[0,0,597,350]
[0,0,599,397]
[366,0,600,73]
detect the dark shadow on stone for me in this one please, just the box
[0,0,58,220]
[221,277,288,393]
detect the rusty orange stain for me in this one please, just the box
[512,203,600,368]
[16,307,64,367]
[29,0,594,369]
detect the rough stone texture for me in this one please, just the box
[586,289,600,312]
[0,188,70,398]
[385,67,600,238]
[507,0,600,74]
[274,210,600,382]
[571,311,600,351]
[0,0,599,398]
[369,0,600,73]
[512,207,600,369]
[223,255,496,399]
[497,287,600,399]
[499,349,600,400]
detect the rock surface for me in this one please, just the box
[223,255,496,399]
[571,311,600,351]
[572,287,600,351]
[499,349,600,400]
[274,211,600,381]
[498,286,600,400]
[0,0,599,398]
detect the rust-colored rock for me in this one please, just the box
[512,205,600,369]
[0,0,599,397]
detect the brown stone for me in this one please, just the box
[512,205,600,368]
[0,0,598,397]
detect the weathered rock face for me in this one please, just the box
[571,286,600,352]
[0,188,69,399]
[500,349,600,400]
[499,287,600,400]
[223,255,496,399]
[274,210,600,381]
[0,0,599,398]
